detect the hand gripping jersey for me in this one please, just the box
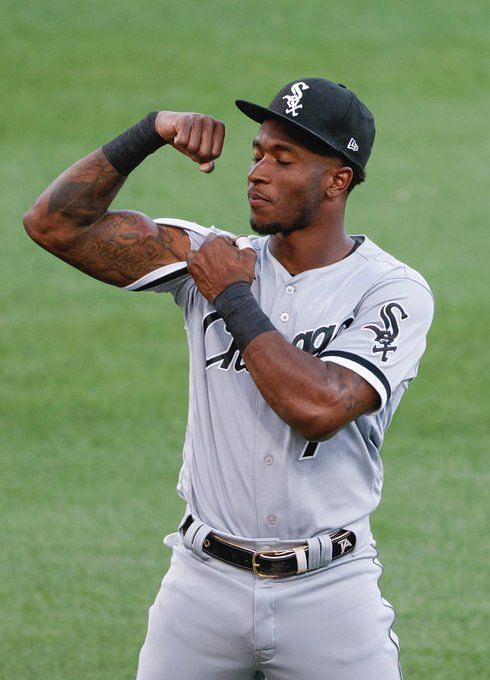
[126,218,434,541]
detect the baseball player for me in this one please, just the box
[24,78,434,679]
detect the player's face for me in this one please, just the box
[247,120,335,236]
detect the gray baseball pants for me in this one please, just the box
[136,533,402,679]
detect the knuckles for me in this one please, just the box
[158,111,224,163]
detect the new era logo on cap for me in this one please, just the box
[282,81,310,118]
[347,138,359,152]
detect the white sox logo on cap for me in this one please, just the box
[282,81,310,117]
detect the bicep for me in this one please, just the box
[45,210,191,286]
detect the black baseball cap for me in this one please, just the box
[236,78,375,170]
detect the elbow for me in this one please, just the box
[23,206,51,247]
[23,206,42,241]
[293,405,340,442]
[297,422,338,443]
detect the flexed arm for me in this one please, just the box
[23,111,225,287]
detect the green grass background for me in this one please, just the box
[1,0,488,677]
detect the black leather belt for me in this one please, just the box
[182,516,356,578]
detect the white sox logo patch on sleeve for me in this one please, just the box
[363,302,408,362]
[282,82,310,117]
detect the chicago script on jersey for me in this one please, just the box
[203,312,354,373]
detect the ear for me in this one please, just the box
[325,165,353,198]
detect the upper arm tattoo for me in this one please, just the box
[323,361,379,418]
[56,212,189,286]
[46,152,125,225]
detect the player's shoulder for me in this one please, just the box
[153,217,229,245]
[153,217,265,251]
[153,217,210,233]
[356,234,433,299]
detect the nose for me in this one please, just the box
[247,158,270,185]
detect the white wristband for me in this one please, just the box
[235,236,254,251]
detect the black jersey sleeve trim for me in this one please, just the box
[132,266,189,291]
[124,262,189,292]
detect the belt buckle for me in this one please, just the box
[252,548,296,578]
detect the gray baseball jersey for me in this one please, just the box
[125,217,434,541]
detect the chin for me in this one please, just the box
[250,219,309,237]
[250,220,282,236]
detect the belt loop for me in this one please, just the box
[183,519,212,561]
[294,546,308,574]
[307,533,332,571]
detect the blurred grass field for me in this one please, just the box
[1,0,488,678]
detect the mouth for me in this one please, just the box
[248,190,272,208]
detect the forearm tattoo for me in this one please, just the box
[46,151,125,225]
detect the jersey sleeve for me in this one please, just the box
[123,218,233,309]
[319,274,434,412]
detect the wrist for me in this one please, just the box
[102,111,167,176]
[214,282,276,353]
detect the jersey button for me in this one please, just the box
[264,455,274,466]
[266,514,277,526]
[285,285,295,295]
[280,312,289,322]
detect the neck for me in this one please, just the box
[268,213,354,276]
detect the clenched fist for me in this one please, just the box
[155,111,225,173]
[186,234,256,302]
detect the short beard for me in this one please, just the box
[250,211,312,237]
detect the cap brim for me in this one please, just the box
[235,99,341,158]
[235,100,284,125]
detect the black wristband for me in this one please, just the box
[102,111,167,176]
[214,282,276,353]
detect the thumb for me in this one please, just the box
[199,161,215,173]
